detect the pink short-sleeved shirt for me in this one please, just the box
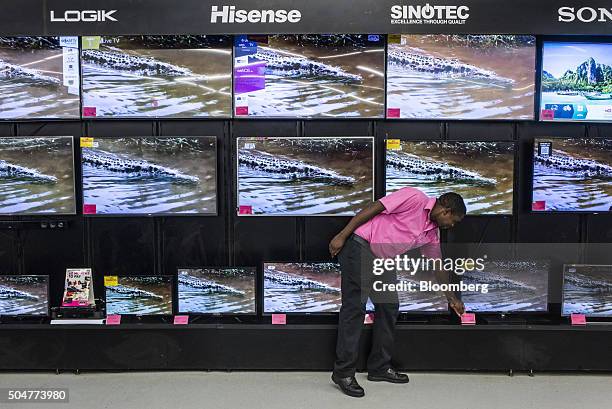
[354,187,441,259]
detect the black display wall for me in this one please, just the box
[1,118,611,317]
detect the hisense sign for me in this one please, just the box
[210,5,302,23]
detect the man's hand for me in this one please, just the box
[449,298,465,317]
[329,234,347,258]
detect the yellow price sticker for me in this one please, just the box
[388,34,401,44]
[386,139,401,150]
[82,36,101,50]
[80,137,94,148]
[104,276,118,287]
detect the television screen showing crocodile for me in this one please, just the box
[532,138,612,212]
[178,268,256,314]
[233,34,385,118]
[540,41,612,122]
[237,137,374,216]
[386,35,536,120]
[461,260,549,313]
[0,275,48,316]
[264,263,343,313]
[81,35,232,118]
[563,265,612,317]
[386,141,515,215]
[105,276,173,316]
[81,136,217,215]
[0,37,80,119]
[263,262,448,314]
[0,137,76,215]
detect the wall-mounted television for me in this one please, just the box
[386,35,536,120]
[0,136,76,215]
[81,35,232,118]
[263,262,342,313]
[461,260,549,313]
[233,34,385,118]
[0,275,49,316]
[81,136,217,215]
[562,264,612,317]
[178,267,256,314]
[532,138,611,212]
[540,41,612,123]
[104,275,173,316]
[0,36,80,119]
[386,141,515,215]
[237,137,374,216]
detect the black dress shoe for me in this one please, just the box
[367,368,409,384]
[331,373,365,397]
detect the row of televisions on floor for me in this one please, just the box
[1,135,610,216]
[0,34,611,122]
[1,262,611,318]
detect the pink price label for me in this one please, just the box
[387,108,400,118]
[174,315,189,325]
[83,107,97,117]
[364,313,375,325]
[541,109,555,120]
[570,314,586,326]
[83,204,97,214]
[238,205,253,215]
[532,201,546,211]
[461,313,476,325]
[236,106,249,116]
[272,314,286,325]
[106,315,121,325]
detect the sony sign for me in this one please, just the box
[391,4,470,25]
[50,10,118,22]
[558,7,612,22]
[210,5,301,23]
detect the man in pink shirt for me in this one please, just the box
[329,187,466,397]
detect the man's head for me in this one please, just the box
[430,192,466,229]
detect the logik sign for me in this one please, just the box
[50,10,118,22]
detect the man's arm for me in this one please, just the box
[433,269,465,316]
[329,201,385,257]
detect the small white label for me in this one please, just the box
[244,143,255,150]
[235,56,249,66]
[62,47,80,87]
[59,36,78,49]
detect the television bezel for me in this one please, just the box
[0,274,50,317]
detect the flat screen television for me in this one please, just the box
[178,267,256,314]
[233,34,385,118]
[263,262,443,314]
[386,141,515,215]
[237,136,374,216]
[0,275,49,316]
[397,270,449,313]
[562,264,612,317]
[532,138,611,212]
[540,41,612,123]
[81,35,232,118]
[264,262,342,313]
[0,36,80,119]
[81,136,217,215]
[105,275,173,316]
[0,136,76,215]
[461,260,549,313]
[386,35,536,120]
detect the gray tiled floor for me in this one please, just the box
[1,371,610,409]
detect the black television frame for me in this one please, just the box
[103,274,175,317]
[561,264,612,318]
[176,266,257,316]
[0,274,50,317]
[384,139,517,217]
[80,135,219,217]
